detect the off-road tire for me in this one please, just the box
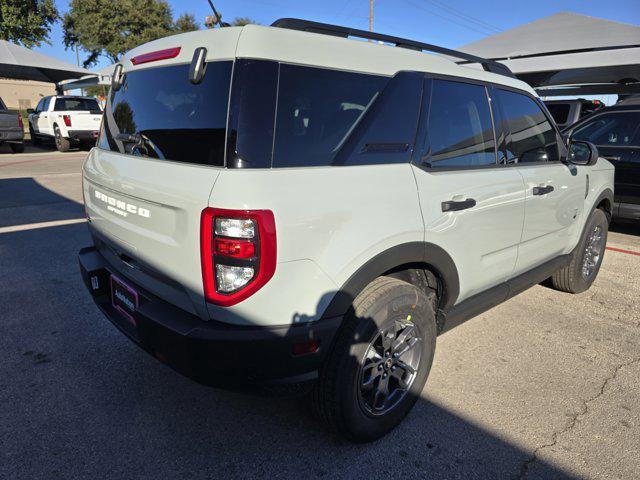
[54,125,70,152]
[551,208,608,294]
[9,142,24,153]
[312,276,437,442]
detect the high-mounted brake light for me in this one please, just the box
[63,115,72,127]
[201,208,276,306]
[131,47,181,65]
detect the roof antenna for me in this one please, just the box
[206,0,230,28]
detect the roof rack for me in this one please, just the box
[271,18,515,79]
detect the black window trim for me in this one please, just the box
[412,71,567,173]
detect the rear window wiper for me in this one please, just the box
[116,133,141,144]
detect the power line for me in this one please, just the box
[422,0,502,33]
[401,0,498,36]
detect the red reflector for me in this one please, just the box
[214,238,255,258]
[131,47,181,65]
[292,340,320,356]
[63,115,71,127]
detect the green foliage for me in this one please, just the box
[230,17,258,27]
[63,0,199,67]
[0,0,58,48]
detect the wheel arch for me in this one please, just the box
[593,187,613,222]
[321,242,460,319]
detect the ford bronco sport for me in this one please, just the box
[78,19,615,442]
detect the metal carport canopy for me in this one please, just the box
[458,12,640,95]
[0,39,93,83]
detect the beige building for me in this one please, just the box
[0,78,56,110]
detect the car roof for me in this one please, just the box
[121,24,537,96]
[562,102,640,132]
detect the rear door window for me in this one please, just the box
[99,61,232,166]
[272,64,388,167]
[572,112,640,147]
[420,79,496,168]
[495,89,559,163]
[54,98,101,112]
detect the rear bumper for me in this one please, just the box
[68,130,98,142]
[78,246,342,392]
[615,202,640,221]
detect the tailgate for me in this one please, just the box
[65,111,102,131]
[83,148,221,318]
[0,111,19,129]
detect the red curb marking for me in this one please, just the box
[606,246,640,257]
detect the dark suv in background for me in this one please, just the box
[564,99,640,221]
[544,98,605,129]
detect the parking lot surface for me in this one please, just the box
[1,151,639,479]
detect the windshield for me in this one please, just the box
[98,61,232,166]
[54,98,101,111]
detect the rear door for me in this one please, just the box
[569,110,640,206]
[412,78,526,302]
[492,88,584,273]
[84,60,233,317]
[35,97,52,134]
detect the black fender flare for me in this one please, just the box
[321,241,460,319]
[592,187,614,218]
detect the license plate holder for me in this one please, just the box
[110,275,139,325]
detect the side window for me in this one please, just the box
[35,98,44,112]
[42,97,51,111]
[495,89,559,163]
[272,64,388,168]
[572,112,640,147]
[421,79,496,168]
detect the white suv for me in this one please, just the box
[78,19,614,442]
[28,95,102,151]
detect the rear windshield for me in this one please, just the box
[99,61,232,166]
[545,103,570,125]
[54,98,101,112]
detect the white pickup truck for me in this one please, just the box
[28,95,102,152]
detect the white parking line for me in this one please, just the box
[0,218,86,234]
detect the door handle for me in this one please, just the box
[532,185,554,196]
[441,198,477,212]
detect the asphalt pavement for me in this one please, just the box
[1,149,639,479]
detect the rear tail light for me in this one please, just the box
[63,115,72,127]
[18,115,23,129]
[201,208,276,306]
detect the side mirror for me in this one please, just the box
[568,140,599,166]
[26,108,34,114]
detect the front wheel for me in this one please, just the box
[54,126,70,152]
[551,208,609,293]
[313,276,437,442]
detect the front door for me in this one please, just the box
[413,78,526,303]
[491,87,585,273]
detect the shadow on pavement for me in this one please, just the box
[610,219,640,237]
[0,177,84,227]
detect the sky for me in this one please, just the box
[35,0,640,72]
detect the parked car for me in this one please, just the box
[78,19,614,442]
[563,103,640,220]
[0,96,25,153]
[28,96,102,152]
[544,98,605,129]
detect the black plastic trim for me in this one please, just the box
[321,241,460,319]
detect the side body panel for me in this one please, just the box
[205,164,424,326]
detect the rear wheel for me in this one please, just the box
[54,125,70,152]
[9,142,24,153]
[551,208,608,293]
[313,276,437,442]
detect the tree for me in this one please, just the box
[63,0,199,68]
[230,17,258,27]
[0,0,58,48]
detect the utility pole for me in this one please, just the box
[369,0,374,32]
